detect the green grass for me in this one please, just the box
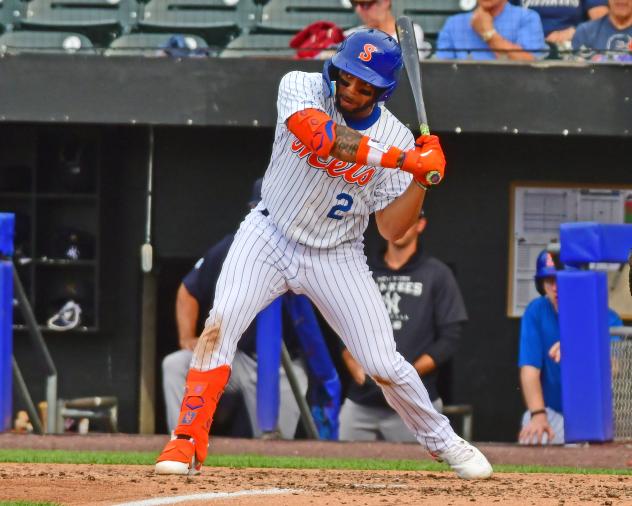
[0,502,61,506]
[0,449,630,476]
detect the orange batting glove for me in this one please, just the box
[401,135,446,189]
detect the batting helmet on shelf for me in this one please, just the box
[47,300,82,331]
[51,227,95,261]
[534,249,564,295]
[45,279,93,330]
[323,28,403,102]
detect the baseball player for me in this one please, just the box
[156,28,492,479]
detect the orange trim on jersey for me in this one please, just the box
[287,109,336,158]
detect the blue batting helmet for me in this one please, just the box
[534,250,563,295]
[323,29,403,102]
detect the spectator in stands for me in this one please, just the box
[510,0,608,46]
[518,250,623,445]
[339,210,468,442]
[162,179,329,439]
[435,0,548,60]
[345,0,431,59]
[572,0,632,61]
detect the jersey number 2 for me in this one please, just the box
[327,193,353,220]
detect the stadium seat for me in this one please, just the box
[255,0,356,34]
[394,0,476,43]
[19,0,139,46]
[220,32,294,57]
[0,29,94,52]
[138,0,257,48]
[0,0,25,32]
[106,32,208,55]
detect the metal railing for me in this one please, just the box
[12,262,59,434]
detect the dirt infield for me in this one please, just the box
[0,463,631,505]
[0,434,631,505]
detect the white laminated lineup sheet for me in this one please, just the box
[507,184,632,318]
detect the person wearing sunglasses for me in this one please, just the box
[346,0,431,59]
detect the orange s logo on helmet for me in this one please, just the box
[358,43,377,62]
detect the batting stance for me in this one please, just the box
[156,29,492,479]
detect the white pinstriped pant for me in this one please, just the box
[192,209,458,452]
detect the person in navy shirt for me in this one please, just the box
[572,0,632,61]
[518,250,622,445]
[511,0,608,44]
[436,0,548,60]
[161,179,310,438]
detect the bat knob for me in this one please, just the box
[426,171,442,185]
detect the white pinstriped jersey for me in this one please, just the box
[259,71,414,249]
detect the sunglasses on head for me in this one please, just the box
[351,0,379,8]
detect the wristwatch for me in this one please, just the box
[482,29,497,42]
[530,408,546,418]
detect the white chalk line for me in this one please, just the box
[112,487,301,506]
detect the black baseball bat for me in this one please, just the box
[395,16,430,136]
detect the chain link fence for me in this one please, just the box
[612,328,632,441]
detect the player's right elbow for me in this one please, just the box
[287,109,336,158]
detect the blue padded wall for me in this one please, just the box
[557,271,613,442]
[0,213,14,431]
[0,213,14,257]
[560,222,632,264]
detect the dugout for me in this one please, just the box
[1,56,630,442]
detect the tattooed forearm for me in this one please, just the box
[330,124,363,162]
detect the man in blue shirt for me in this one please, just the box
[436,0,548,60]
[572,0,632,61]
[510,0,608,44]
[518,250,622,445]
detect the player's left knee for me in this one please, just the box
[372,374,396,387]
[366,357,409,387]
